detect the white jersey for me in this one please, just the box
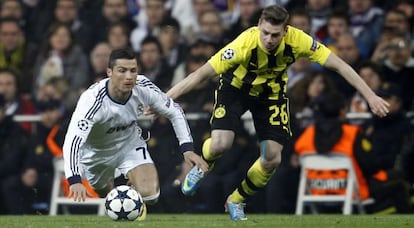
[63,75,193,182]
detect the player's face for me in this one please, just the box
[258,19,287,52]
[107,59,138,95]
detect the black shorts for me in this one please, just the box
[210,83,292,145]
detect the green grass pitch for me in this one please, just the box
[1,214,414,228]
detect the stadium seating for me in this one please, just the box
[49,158,106,215]
[295,154,374,215]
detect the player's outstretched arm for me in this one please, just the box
[167,62,216,100]
[323,53,390,117]
[182,151,209,172]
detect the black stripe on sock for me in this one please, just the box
[245,176,260,191]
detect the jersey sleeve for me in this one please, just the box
[291,27,331,65]
[138,76,194,153]
[62,90,100,184]
[207,30,249,75]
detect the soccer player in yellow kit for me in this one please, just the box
[167,5,389,220]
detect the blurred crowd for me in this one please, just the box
[0,0,413,215]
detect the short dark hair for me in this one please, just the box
[0,17,21,29]
[328,9,351,26]
[140,36,163,55]
[289,7,311,25]
[355,61,384,81]
[260,4,289,26]
[0,67,18,78]
[160,17,180,33]
[108,48,137,69]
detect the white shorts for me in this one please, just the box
[79,144,153,189]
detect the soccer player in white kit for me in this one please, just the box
[62,48,208,209]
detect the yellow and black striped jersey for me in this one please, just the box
[208,25,331,100]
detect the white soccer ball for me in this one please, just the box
[105,185,144,221]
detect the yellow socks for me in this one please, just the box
[229,158,275,203]
[202,138,217,170]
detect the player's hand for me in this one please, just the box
[69,183,88,202]
[144,107,159,118]
[367,95,390,117]
[183,151,208,172]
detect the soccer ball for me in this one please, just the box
[105,185,144,221]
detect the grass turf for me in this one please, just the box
[1,214,414,228]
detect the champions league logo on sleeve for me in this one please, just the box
[78,120,89,131]
[221,48,235,60]
[310,39,317,51]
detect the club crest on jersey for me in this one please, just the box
[222,48,235,60]
[78,120,89,131]
[214,106,226,119]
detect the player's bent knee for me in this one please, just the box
[261,158,280,172]
[142,190,160,205]
[209,142,231,156]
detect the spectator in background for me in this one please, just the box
[157,17,187,71]
[349,61,384,118]
[0,17,38,96]
[53,0,96,53]
[0,93,29,214]
[325,33,362,99]
[288,70,336,131]
[287,8,313,90]
[0,69,36,134]
[287,57,314,91]
[361,83,413,213]
[4,77,70,214]
[321,10,368,59]
[35,77,71,114]
[288,7,311,34]
[305,0,332,39]
[379,33,414,112]
[348,0,384,55]
[89,42,112,82]
[95,0,136,45]
[2,97,66,214]
[22,1,56,44]
[371,8,412,63]
[383,8,411,41]
[171,33,218,86]
[186,33,218,58]
[138,36,172,92]
[171,0,214,42]
[176,54,216,114]
[0,0,26,30]
[33,22,89,110]
[130,0,167,52]
[198,9,229,48]
[361,83,410,171]
[393,0,414,42]
[106,21,132,50]
[226,0,262,40]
